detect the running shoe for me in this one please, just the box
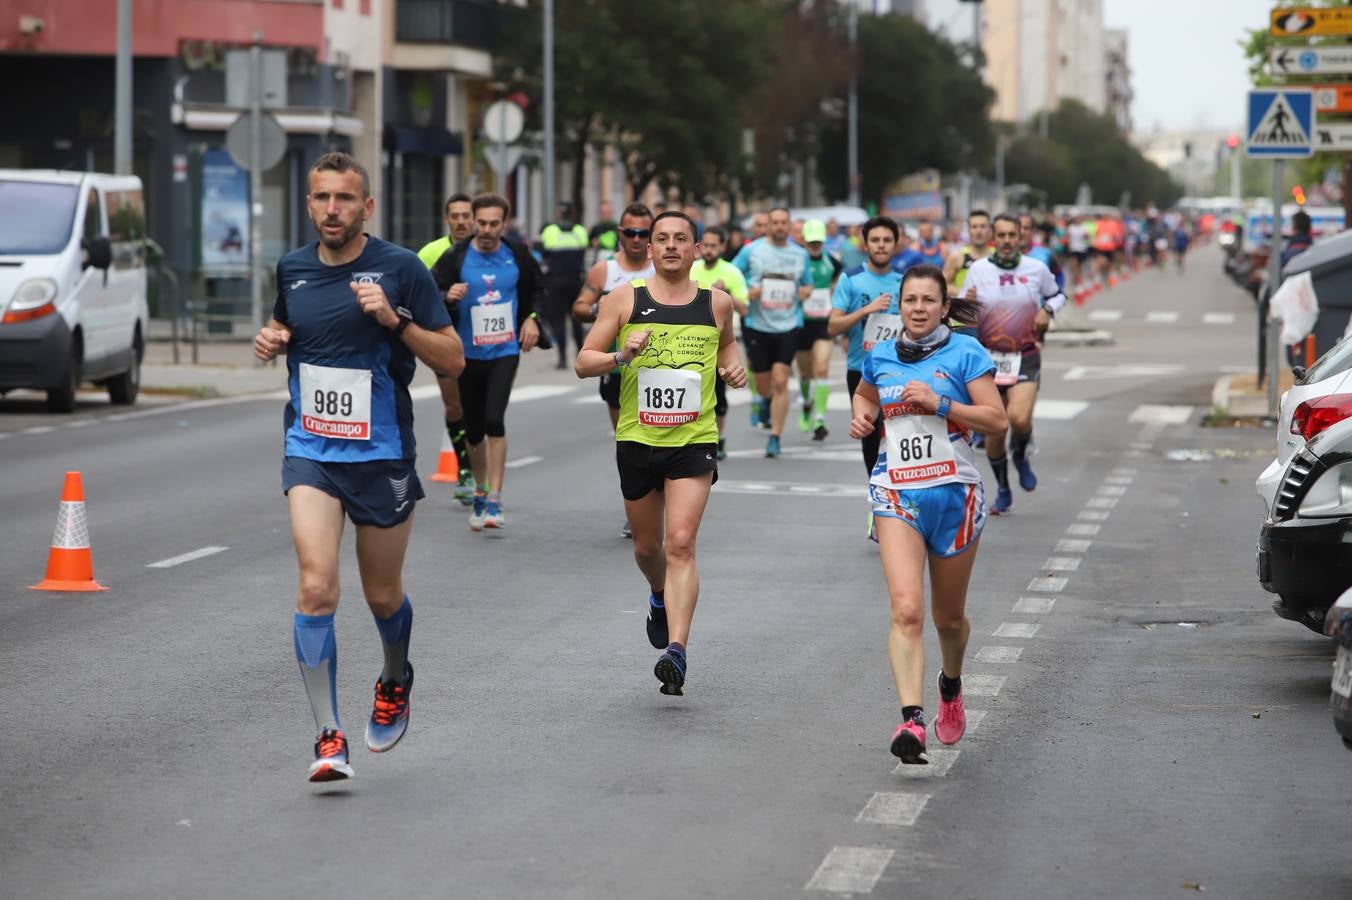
[646,597,668,649]
[990,485,1013,515]
[655,647,686,695]
[765,435,781,458]
[716,438,727,461]
[934,672,966,746]
[366,664,414,753]
[484,499,504,529]
[813,422,829,441]
[308,727,354,782]
[621,519,632,539]
[453,469,475,506]
[469,492,487,531]
[1013,454,1038,492]
[890,720,928,764]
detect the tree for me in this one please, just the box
[815,12,994,204]
[495,0,778,211]
[1035,100,1180,207]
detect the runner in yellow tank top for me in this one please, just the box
[575,210,747,696]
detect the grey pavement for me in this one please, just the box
[2,245,1347,899]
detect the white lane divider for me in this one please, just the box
[995,622,1040,638]
[1088,309,1122,322]
[1056,538,1092,553]
[805,846,895,893]
[1078,509,1111,521]
[20,426,56,435]
[1027,575,1067,593]
[148,546,229,569]
[1202,312,1236,325]
[1085,496,1118,509]
[962,674,1007,696]
[1014,597,1056,614]
[1145,311,1180,324]
[975,646,1023,664]
[1111,467,1138,475]
[892,749,959,778]
[965,709,988,734]
[1097,485,1128,497]
[1104,475,1134,485]
[1033,399,1089,421]
[1129,404,1192,425]
[504,456,543,469]
[856,792,931,826]
[1066,522,1100,536]
[1043,556,1081,572]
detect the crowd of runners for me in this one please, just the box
[254,151,1201,783]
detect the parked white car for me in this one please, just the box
[0,170,148,412]
[1255,336,1352,518]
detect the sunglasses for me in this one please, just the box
[619,227,651,238]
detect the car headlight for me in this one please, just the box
[1297,460,1352,517]
[2,278,58,324]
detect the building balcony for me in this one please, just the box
[395,0,495,49]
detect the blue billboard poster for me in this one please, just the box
[201,150,249,274]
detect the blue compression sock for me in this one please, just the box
[373,596,413,684]
[294,612,340,732]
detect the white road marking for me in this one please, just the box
[963,674,1007,696]
[893,749,959,778]
[1145,311,1179,324]
[975,645,1023,663]
[1088,309,1122,321]
[509,384,579,403]
[1097,485,1128,496]
[1129,404,1193,425]
[1111,467,1138,476]
[1014,597,1056,614]
[1062,363,1184,381]
[856,792,930,826]
[966,709,988,734]
[1085,496,1118,509]
[1078,509,1111,521]
[1202,312,1236,325]
[147,546,229,569]
[995,622,1041,638]
[504,456,543,469]
[1105,475,1134,485]
[1056,538,1092,553]
[805,846,895,893]
[1034,399,1089,421]
[712,480,865,498]
[1043,556,1082,571]
[20,426,56,435]
[1066,523,1100,536]
[1028,576,1068,592]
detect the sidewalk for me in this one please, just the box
[1211,369,1295,418]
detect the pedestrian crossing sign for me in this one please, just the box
[1247,89,1314,157]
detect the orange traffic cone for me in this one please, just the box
[428,432,461,483]
[31,471,108,592]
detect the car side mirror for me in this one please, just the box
[1293,365,1308,383]
[82,235,112,270]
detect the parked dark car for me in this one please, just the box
[1257,415,1352,632]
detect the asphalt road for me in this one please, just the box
[2,246,1347,899]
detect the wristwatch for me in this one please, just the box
[613,350,628,368]
[391,305,413,336]
[936,395,952,417]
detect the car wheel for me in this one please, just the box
[46,347,80,414]
[108,332,141,405]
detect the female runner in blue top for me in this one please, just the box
[848,264,1008,765]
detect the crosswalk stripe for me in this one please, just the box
[1088,309,1122,322]
[805,847,895,893]
[1146,311,1180,324]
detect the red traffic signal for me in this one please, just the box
[1293,185,1307,205]
[1226,134,1241,149]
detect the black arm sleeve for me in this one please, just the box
[271,261,288,325]
[429,244,464,295]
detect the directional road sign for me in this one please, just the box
[1271,7,1352,38]
[1247,89,1313,157]
[1271,45,1352,76]
[1312,84,1352,114]
[1313,118,1352,152]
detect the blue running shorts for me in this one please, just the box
[868,481,986,557]
[282,457,424,528]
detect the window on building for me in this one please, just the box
[83,189,102,240]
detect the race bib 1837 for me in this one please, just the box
[637,367,702,426]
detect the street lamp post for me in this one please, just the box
[543,0,555,226]
[114,0,132,175]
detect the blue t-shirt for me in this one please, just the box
[831,263,904,372]
[1027,246,1065,291]
[862,331,996,488]
[273,236,451,462]
[734,237,812,333]
[458,243,522,361]
[891,248,926,273]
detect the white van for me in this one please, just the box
[0,170,148,412]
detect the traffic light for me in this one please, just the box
[1293,185,1307,205]
[1226,134,1241,150]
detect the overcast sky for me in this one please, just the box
[924,0,1273,134]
